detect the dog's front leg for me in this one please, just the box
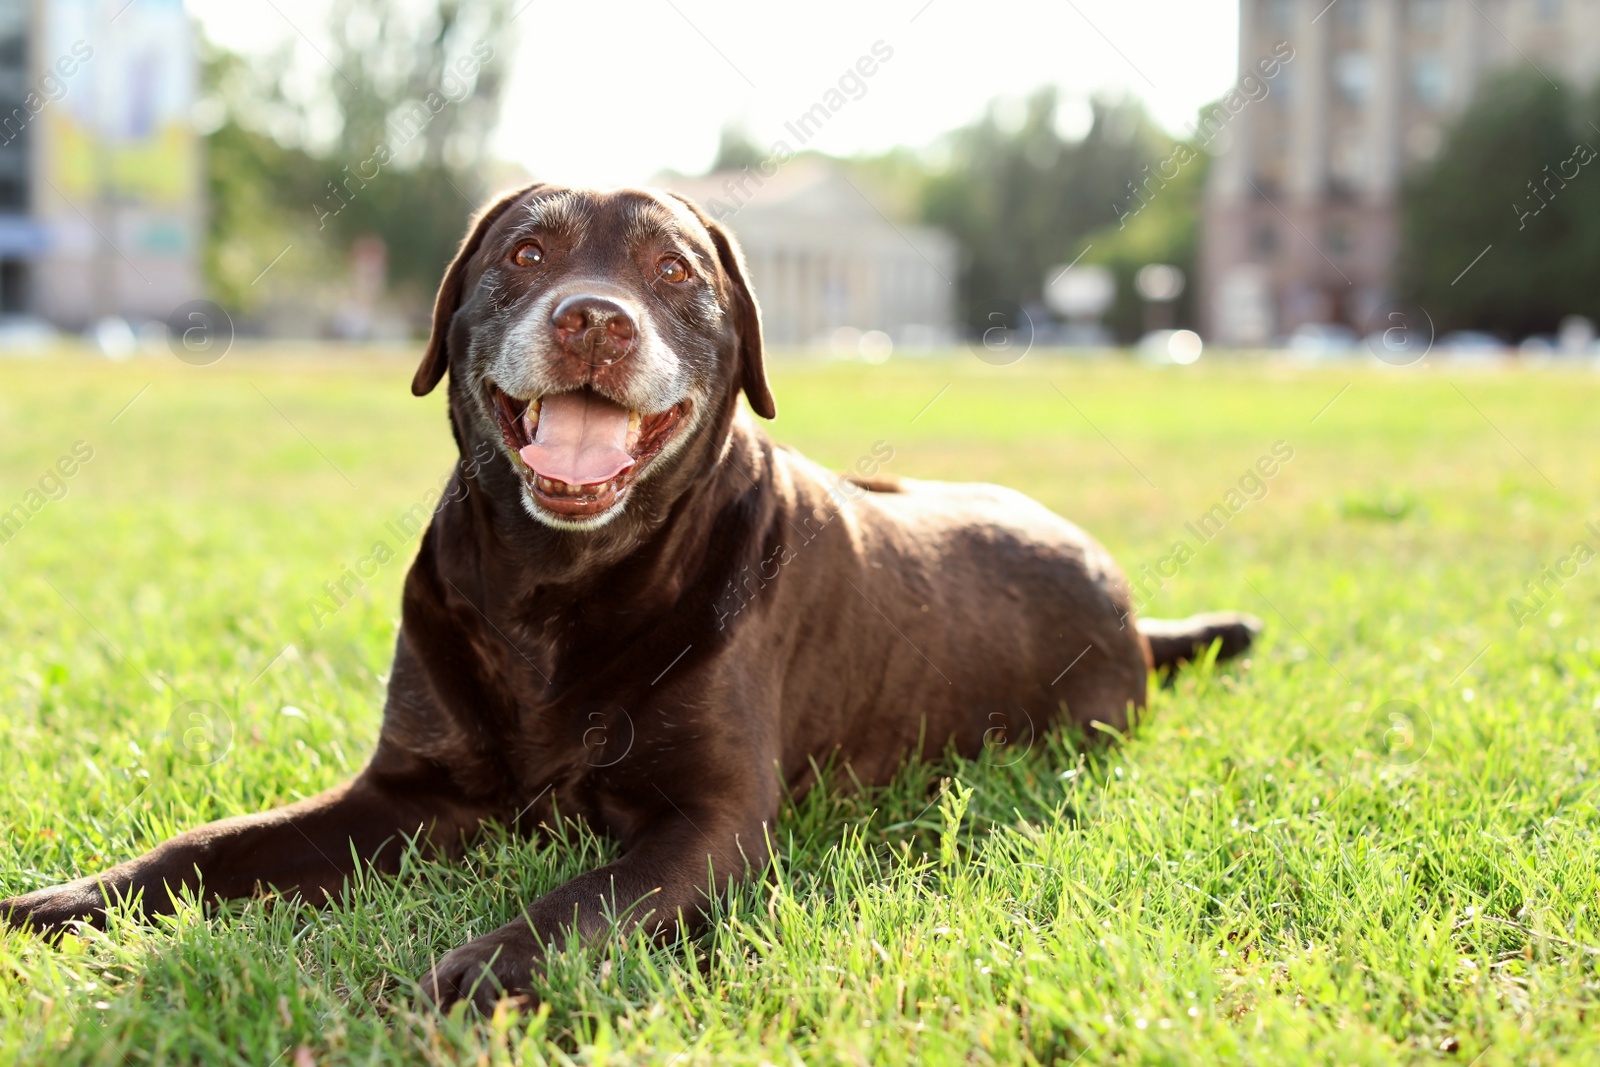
[1,767,483,933]
[421,804,769,1012]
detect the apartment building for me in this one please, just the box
[1202,0,1600,344]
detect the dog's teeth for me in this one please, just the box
[534,469,623,502]
[626,411,641,452]
[523,397,541,439]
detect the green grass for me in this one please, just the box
[1,348,1598,1065]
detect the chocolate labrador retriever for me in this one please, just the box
[1,183,1259,1010]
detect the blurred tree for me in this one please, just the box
[844,145,932,222]
[711,125,766,172]
[325,0,510,169]
[311,0,516,294]
[201,0,517,320]
[918,88,1171,336]
[1398,69,1600,337]
[201,40,332,314]
[1079,134,1208,339]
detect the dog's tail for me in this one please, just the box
[1137,611,1263,673]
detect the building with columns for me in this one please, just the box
[661,160,957,351]
[1202,0,1600,345]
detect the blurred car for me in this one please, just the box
[0,314,57,354]
[1437,330,1510,364]
[86,316,139,360]
[1284,322,1359,361]
[1136,329,1203,365]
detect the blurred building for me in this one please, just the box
[1203,0,1600,345]
[0,0,200,328]
[662,161,956,351]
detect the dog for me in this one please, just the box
[1,184,1259,1010]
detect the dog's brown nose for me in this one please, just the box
[550,294,636,364]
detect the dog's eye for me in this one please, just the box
[655,255,690,284]
[512,241,544,267]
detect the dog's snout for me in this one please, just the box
[551,294,637,364]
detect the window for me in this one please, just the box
[1273,66,1295,107]
[0,145,24,211]
[1537,0,1562,21]
[1336,0,1366,29]
[1412,55,1449,107]
[0,0,24,215]
[1253,222,1279,258]
[1407,123,1443,160]
[1407,0,1445,30]
[1266,0,1294,32]
[1324,222,1353,257]
[0,260,25,314]
[1334,52,1373,105]
[1331,129,1368,188]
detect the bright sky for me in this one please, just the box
[189,0,1240,187]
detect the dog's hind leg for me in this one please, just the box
[1138,611,1263,673]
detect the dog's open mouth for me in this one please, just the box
[489,384,688,519]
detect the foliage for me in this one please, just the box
[200,43,331,314]
[1398,68,1600,338]
[710,126,767,173]
[918,89,1172,336]
[199,1,518,323]
[1079,135,1209,338]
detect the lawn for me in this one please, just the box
[1,348,1598,1065]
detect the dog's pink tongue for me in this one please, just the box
[519,392,634,486]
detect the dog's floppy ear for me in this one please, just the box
[671,196,775,420]
[412,183,543,397]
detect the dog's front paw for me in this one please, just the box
[421,922,541,1014]
[1,879,108,935]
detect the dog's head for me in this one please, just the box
[414,183,774,531]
